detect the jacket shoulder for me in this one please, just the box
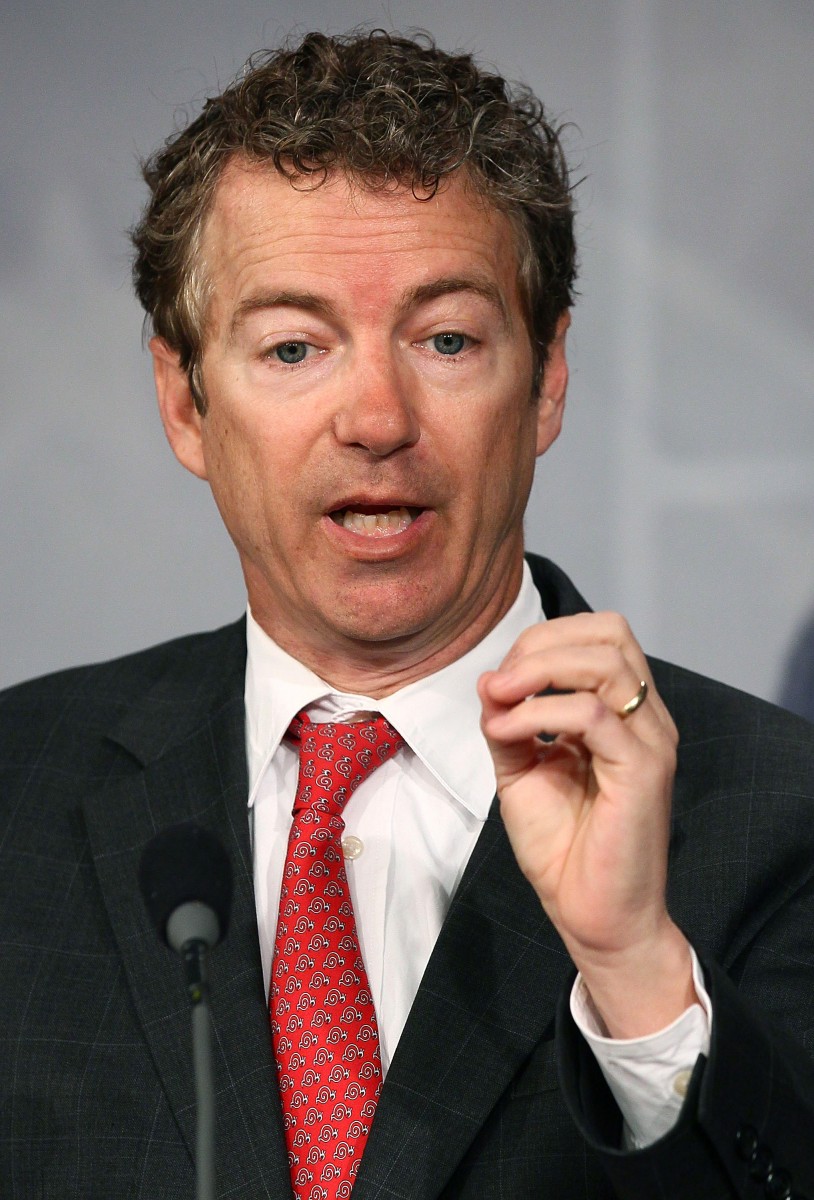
[1,619,245,714]
[651,656,814,935]
[0,621,246,798]
[650,654,814,750]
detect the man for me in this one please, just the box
[1,30,812,1200]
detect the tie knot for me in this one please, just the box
[288,711,403,816]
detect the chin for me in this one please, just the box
[323,583,448,649]
[329,610,435,648]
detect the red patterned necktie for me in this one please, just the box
[270,711,402,1200]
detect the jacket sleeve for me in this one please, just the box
[556,933,814,1197]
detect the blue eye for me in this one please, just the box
[275,341,308,364]
[433,332,466,355]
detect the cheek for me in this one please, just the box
[469,400,536,483]
[202,401,273,483]
[202,413,316,555]
[477,409,539,526]
[198,417,265,529]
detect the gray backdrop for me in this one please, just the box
[3,0,813,704]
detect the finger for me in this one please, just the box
[487,643,640,702]
[500,612,650,677]
[483,645,670,742]
[500,613,661,714]
[482,689,675,779]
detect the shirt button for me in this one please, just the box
[342,835,364,860]
[672,1068,692,1098]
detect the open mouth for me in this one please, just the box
[328,505,423,537]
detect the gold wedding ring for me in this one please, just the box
[619,679,648,719]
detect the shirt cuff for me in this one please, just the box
[569,947,712,1149]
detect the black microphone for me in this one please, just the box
[139,821,232,956]
[138,823,233,1200]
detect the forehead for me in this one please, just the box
[199,159,522,325]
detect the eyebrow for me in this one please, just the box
[228,291,340,343]
[227,274,512,343]
[399,276,512,330]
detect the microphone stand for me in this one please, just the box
[169,902,219,1200]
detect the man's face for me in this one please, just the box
[154,161,566,682]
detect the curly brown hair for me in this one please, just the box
[131,30,577,410]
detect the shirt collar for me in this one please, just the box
[244,560,544,819]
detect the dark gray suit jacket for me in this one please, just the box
[2,555,813,1198]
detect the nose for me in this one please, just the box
[333,356,420,457]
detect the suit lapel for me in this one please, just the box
[80,620,291,1196]
[355,801,571,1199]
[355,555,591,1197]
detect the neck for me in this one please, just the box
[249,561,525,698]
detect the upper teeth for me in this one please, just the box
[341,507,413,536]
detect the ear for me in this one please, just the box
[150,337,208,480]
[535,311,570,458]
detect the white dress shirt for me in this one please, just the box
[245,561,710,1148]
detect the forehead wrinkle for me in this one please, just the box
[206,167,521,345]
[227,290,341,344]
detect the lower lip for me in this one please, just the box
[321,510,434,559]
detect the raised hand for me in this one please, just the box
[479,612,696,1038]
